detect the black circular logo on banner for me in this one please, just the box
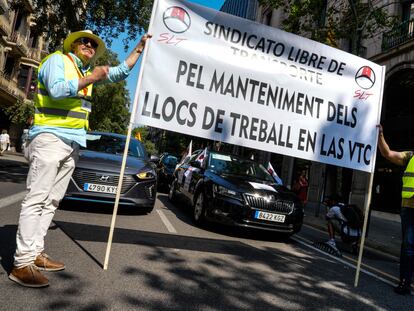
[163,6,191,33]
[355,66,376,89]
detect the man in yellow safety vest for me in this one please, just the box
[377,124,414,295]
[9,30,150,288]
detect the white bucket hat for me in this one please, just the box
[63,30,106,59]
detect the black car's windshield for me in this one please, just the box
[207,152,274,182]
[83,133,146,158]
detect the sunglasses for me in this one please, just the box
[74,37,99,49]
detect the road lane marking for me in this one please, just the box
[0,170,27,176]
[292,235,396,287]
[157,209,177,233]
[342,253,399,283]
[156,209,180,253]
[0,191,26,209]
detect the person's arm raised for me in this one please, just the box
[78,65,109,91]
[377,124,405,166]
[125,34,152,69]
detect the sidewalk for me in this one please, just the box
[304,203,401,258]
[0,151,27,165]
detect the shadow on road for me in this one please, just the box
[157,193,294,243]
[0,159,28,184]
[0,224,17,273]
[51,220,406,310]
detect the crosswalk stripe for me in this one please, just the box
[0,191,26,209]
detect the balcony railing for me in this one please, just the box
[9,31,29,56]
[0,71,26,100]
[382,18,414,52]
[27,47,42,62]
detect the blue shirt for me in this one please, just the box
[29,52,131,147]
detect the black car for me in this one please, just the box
[156,153,178,192]
[63,132,157,213]
[169,150,303,235]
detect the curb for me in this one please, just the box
[303,218,399,260]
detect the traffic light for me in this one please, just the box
[135,132,142,141]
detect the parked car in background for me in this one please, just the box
[156,153,179,192]
[63,132,157,213]
[169,149,303,236]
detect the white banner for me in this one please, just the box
[134,0,385,172]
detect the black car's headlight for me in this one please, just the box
[136,170,156,180]
[213,184,242,200]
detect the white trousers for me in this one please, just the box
[14,133,79,267]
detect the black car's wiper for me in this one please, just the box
[220,172,249,178]
[221,172,273,183]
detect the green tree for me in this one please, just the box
[12,0,154,51]
[4,100,34,125]
[132,126,158,156]
[89,50,131,133]
[259,0,397,55]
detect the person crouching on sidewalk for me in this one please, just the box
[324,195,362,255]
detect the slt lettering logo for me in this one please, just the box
[355,66,376,90]
[163,6,191,33]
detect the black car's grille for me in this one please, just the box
[72,169,136,194]
[145,184,155,199]
[244,194,294,214]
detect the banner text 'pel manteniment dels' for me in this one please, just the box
[134,0,385,172]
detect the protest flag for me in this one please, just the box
[267,162,283,185]
[195,147,208,167]
[177,140,192,169]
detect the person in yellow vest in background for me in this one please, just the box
[9,30,151,288]
[377,124,414,295]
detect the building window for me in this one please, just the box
[4,57,15,78]
[263,9,272,26]
[17,65,29,91]
[402,1,414,21]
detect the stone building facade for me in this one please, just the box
[0,0,47,151]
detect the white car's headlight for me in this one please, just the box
[213,184,242,200]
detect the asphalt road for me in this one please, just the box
[0,158,413,310]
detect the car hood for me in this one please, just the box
[77,150,153,174]
[207,172,298,200]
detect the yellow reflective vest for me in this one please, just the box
[402,156,414,198]
[34,51,93,129]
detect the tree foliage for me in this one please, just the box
[89,50,131,133]
[4,100,34,125]
[12,0,154,51]
[259,0,397,54]
[132,126,158,156]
